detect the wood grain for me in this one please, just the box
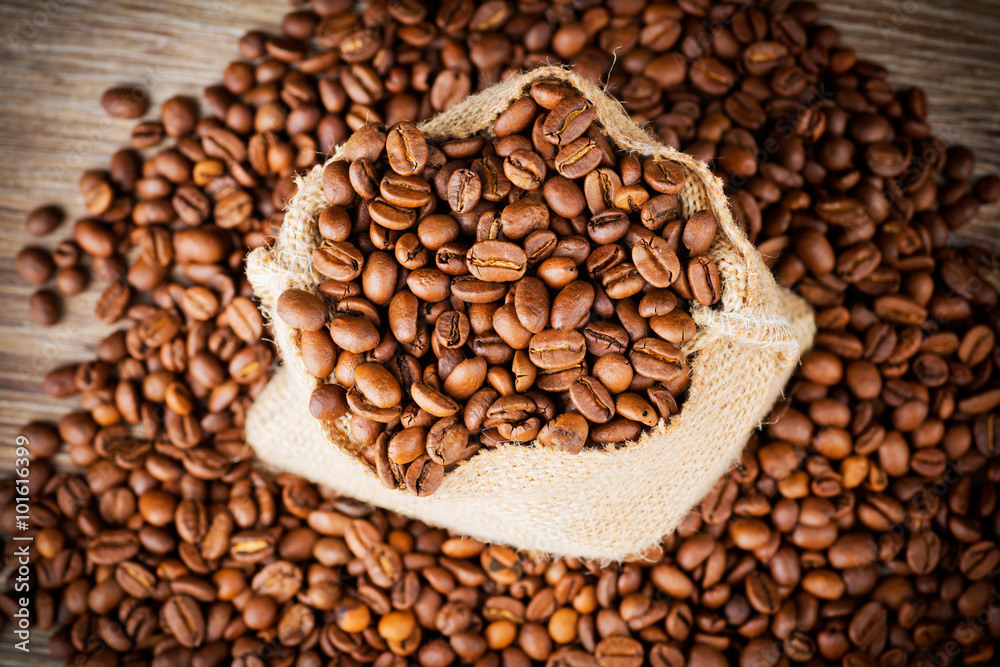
[0,0,998,663]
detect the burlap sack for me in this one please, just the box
[245,65,816,561]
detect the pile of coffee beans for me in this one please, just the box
[5,0,1000,665]
[274,84,724,493]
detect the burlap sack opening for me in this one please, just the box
[245,65,816,561]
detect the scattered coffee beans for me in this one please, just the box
[6,0,1000,666]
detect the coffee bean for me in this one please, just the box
[688,256,722,306]
[100,83,148,119]
[615,393,658,428]
[643,157,686,195]
[341,123,386,163]
[16,247,55,285]
[25,204,65,236]
[689,57,736,95]
[163,594,206,648]
[115,561,157,598]
[550,280,595,330]
[569,376,615,424]
[386,121,428,176]
[602,263,645,300]
[588,208,630,245]
[426,415,471,465]
[88,530,140,565]
[555,137,602,179]
[30,289,61,326]
[538,413,589,454]
[906,530,941,575]
[542,96,595,146]
[404,455,444,496]
[959,541,1000,580]
[514,277,551,334]
[161,96,198,138]
[412,382,461,418]
[277,289,328,331]
[309,384,348,421]
[493,96,539,137]
[543,175,586,219]
[379,173,433,209]
[847,602,888,656]
[528,330,586,370]
[633,237,681,288]
[407,268,451,302]
[595,635,644,667]
[586,168,623,215]
[313,241,364,282]
[630,338,687,383]
[355,362,402,410]
[467,241,527,282]
[682,211,717,255]
[640,194,679,231]
[745,571,781,614]
[505,149,547,190]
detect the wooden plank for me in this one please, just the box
[0,0,998,663]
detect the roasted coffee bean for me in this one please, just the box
[25,204,65,236]
[16,246,55,285]
[404,455,444,496]
[630,338,688,384]
[633,237,681,288]
[542,97,595,146]
[537,413,589,454]
[328,315,379,353]
[550,281,595,331]
[643,157,686,194]
[588,208,630,245]
[595,635,644,667]
[412,382,461,418]
[467,241,527,282]
[381,174,434,208]
[386,121,429,176]
[355,362,402,410]
[640,194,679,231]
[163,594,206,648]
[555,137,602,179]
[493,95,539,137]
[602,263,645,299]
[426,415,471,465]
[688,256,722,306]
[88,530,140,565]
[682,211,718,255]
[569,376,615,424]
[276,289,328,331]
[514,277,551,335]
[528,330,587,370]
[115,561,157,598]
[448,169,482,213]
[616,393,659,428]
[309,384,348,421]
[543,175,586,219]
[505,149,547,190]
[30,289,61,326]
[498,200,547,241]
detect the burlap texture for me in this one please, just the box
[245,65,816,561]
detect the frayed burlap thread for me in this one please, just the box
[245,65,816,561]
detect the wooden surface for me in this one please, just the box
[0,0,998,663]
